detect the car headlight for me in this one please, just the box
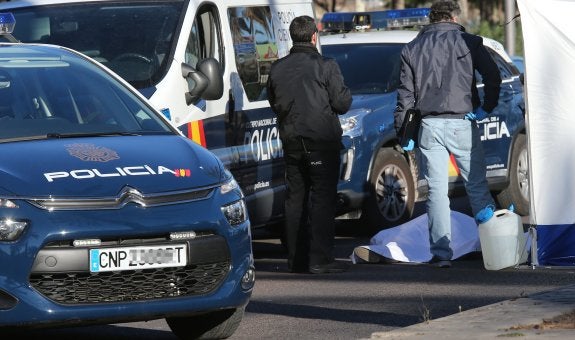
[220,176,242,196]
[0,199,18,209]
[221,199,248,226]
[0,219,27,241]
[339,108,371,137]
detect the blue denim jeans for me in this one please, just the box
[418,118,495,260]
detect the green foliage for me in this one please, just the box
[469,20,524,57]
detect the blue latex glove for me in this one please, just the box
[474,107,488,120]
[402,139,415,151]
[464,112,476,120]
[465,107,488,121]
[475,204,495,224]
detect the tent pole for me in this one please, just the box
[529,225,539,268]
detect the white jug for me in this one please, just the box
[478,209,528,270]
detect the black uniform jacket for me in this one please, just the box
[267,43,352,151]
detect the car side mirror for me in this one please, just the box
[181,58,224,105]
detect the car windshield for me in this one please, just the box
[7,1,184,89]
[0,46,173,142]
[322,43,404,95]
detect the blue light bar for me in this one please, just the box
[321,12,357,32]
[385,8,431,19]
[384,8,430,29]
[0,13,16,34]
[321,8,430,33]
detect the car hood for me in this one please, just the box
[349,93,396,111]
[0,135,225,197]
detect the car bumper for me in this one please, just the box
[0,203,253,328]
[337,136,372,215]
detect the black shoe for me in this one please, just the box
[428,256,451,268]
[288,266,309,274]
[309,261,349,274]
[288,261,309,273]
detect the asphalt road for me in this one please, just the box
[14,198,575,339]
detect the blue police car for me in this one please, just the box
[0,13,253,338]
[321,9,527,232]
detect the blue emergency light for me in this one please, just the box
[321,8,430,33]
[321,12,357,32]
[0,13,15,33]
[383,8,430,29]
[0,12,18,43]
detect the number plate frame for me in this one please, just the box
[89,244,188,272]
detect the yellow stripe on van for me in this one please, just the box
[187,120,206,147]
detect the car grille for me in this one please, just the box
[30,262,230,304]
[25,185,215,210]
[29,234,232,304]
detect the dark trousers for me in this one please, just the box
[284,148,340,270]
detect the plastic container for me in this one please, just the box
[478,209,528,270]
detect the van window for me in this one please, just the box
[8,1,185,89]
[228,6,279,102]
[185,5,224,91]
[186,6,224,66]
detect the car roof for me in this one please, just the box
[0,42,67,58]
[320,30,418,45]
[0,0,109,9]
[319,29,512,63]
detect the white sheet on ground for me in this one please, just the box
[352,211,481,264]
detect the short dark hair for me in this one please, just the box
[289,15,317,43]
[429,1,461,23]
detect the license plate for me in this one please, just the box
[89,244,187,272]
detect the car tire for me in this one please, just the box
[362,148,415,233]
[166,307,244,340]
[496,133,529,215]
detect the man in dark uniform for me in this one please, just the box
[267,15,352,274]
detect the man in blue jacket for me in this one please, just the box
[394,1,502,268]
[267,15,352,274]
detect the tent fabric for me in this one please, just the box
[518,0,575,265]
[537,225,575,266]
[351,211,481,263]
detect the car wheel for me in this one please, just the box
[166,307,244,340]
[496,134,529,215]
[362,148,415,233]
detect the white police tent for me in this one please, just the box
[518,0,575,266]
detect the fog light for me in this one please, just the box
[0,289,17,310]
[221,199,247,226]
[170,230,197,240]
[0,219,27,241]
[73,239,101,247]
[241,266,255,290]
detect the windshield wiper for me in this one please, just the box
[46,132,141,138]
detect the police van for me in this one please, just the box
[320,9,527,231]
[0,0,317,230]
